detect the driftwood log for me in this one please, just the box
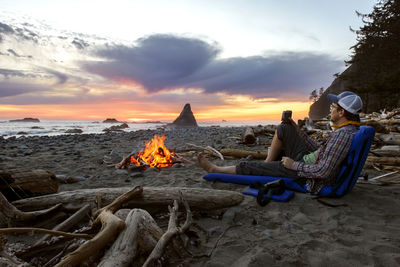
[186,143,224,160]
[12,187,244,213]
[367,156,400,165]
[34,204,91,246]
[93,186,143,218]
[361,120,389,133]
[54,210,125,267]
[0,227,91,240]
[54,186,143,267]
[0,169,58,198]
[98,209,163,267]
[242,127,256,144]
[0,192,62,227]
[220,148,268,159]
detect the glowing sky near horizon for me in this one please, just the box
[0,0,376,121]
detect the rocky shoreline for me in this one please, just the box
[1,126,400,266]
[0,126,250,192]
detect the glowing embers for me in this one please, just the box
[129,134,176,169]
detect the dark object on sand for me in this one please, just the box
[243,127,256,144]
[255,179,285,207]
[103,123,129,132]
[9,118,40,123]
[65,128,83,134]
[170,103,198,127]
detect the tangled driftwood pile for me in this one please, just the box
[0,185,244,266]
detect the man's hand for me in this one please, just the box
[281,156,295,170]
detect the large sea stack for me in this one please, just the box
[170,103,198,127]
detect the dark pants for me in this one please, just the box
[236,123,309,179]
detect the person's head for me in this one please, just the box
[327,91,362,124]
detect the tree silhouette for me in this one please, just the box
[309,87,324,103]
[341,0,400,111]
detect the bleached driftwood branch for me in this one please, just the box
[186,143,224,160]
[54,186,143,267]
[143,193,192,267]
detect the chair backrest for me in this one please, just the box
[318,126,375,197]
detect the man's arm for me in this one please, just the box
[291,130,353,179]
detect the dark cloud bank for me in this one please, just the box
[84,34,343,98]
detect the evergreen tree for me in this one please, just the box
[341,0,400,112]
[309,89,318,102]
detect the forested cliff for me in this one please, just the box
[309,0,400,119]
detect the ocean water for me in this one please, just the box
[0,119,279,138]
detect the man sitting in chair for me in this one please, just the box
[198,91,363,194]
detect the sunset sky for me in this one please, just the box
[0,0,376,122]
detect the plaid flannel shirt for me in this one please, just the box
[292,124,358,194]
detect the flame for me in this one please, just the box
[129,134,175,168]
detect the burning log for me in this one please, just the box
[116,134,177,169]
[12,187,245,214]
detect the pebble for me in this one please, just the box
[115,169,128,175]
[109,150,122,163]
[130,172,144,178]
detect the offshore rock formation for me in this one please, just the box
[103,118,120,123]
[9,118,40,122]
[170,103,198,127]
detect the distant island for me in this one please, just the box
[9,118,40,123]
[102,118,120,123]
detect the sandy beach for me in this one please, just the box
[1,126,400,266]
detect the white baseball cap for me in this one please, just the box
[327,91,363,114]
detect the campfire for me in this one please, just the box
[117,135,177,170]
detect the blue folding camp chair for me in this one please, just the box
[203,126,375,201]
